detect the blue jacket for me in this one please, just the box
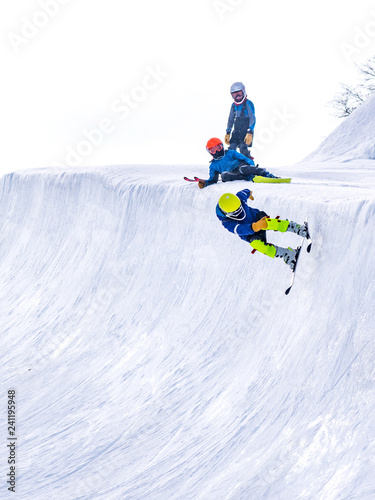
[226,99,256,133]
[216,189,260,241]
[206,150,255,185]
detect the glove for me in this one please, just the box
[198,180,206,189]
[224,133,231,145]
[252,216,268,232]
[248,190,254,201]
[244,132,253,146]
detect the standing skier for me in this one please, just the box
[225,82,255,158]
[198,138,278,189]
[216,189,309,268]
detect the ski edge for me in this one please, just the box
[285,245,302,295]
[284,219,312,295]
[183,176,204,182]
[305,220,312,253]
[253,176,292,184]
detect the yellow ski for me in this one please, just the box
[253,176,291,183]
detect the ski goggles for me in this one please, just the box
[231,90,244,99]
[224,205,246,221]
[207,143,223,154]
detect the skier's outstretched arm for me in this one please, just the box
[236,189,254,202]
[199,169,219,188]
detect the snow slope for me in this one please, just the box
[1,98,375,500]
[304,94,375,162]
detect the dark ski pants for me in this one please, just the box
[221,164,268,182]
[228,141,251,157]
[228,127,253,158]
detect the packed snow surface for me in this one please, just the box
[1,96,375,499]
[305,94,375,162]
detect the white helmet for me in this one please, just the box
[230,82,246,104]
[230,82,246,94]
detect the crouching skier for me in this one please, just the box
[216,189,309,269]
[198,138,278,189]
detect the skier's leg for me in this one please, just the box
[239,164,268,177]
[221,168,244,182]
[249,213,298,267]
[229,128,242,153]
[222,165,279,183]
[286,221,309,238]
[239,141,251,158]
[238,163,279,179]
[265,218,289,232]
[274,245,298,269]
[250,239,276,258]
[266,218,309,238]
[250,240,298,268]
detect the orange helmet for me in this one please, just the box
[206,138,224,158]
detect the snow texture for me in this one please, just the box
[304,94,375,162]
[1,96,375,499]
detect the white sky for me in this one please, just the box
[1,0,375,176]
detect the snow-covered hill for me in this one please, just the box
[304,93,375,162]
[1,98,375,499]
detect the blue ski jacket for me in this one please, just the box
[226,99,256,134]
[216,189,261,241]
[206,149,255,186]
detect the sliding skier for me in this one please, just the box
[216,189,309,269]
[198,138,279,189]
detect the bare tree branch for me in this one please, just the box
[330,56,375,118]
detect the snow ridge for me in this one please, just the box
[1,160,375,499]
[305,94,375,162]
